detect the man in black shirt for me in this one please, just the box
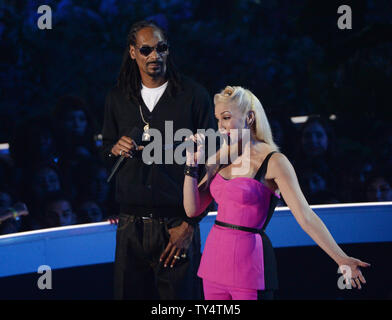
[101,20,216,299]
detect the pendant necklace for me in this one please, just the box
[138,104,151,141]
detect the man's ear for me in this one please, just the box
[129,45,136,60]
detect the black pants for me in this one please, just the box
[113,214,203,300]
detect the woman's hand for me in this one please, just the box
[185,133,206,166]
[338,256,371,289]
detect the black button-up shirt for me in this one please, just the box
[100,76,216,221]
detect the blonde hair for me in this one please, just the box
[204,86,279,188]
[214,86,279,149]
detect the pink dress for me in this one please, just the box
[197,151,280,290]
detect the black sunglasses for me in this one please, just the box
[136,43,169,57]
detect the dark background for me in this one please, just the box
[1,0,391,129]
[1,0,392,216]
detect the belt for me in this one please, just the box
[214,219,265,234]
[133,214,167,222]
[140,213,154,220]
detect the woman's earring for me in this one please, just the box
[247,112,254,128]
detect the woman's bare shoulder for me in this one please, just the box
[265,151,293,179]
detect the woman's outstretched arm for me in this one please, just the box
[268,152,371,289]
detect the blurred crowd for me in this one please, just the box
[1,0,391,234]
[270,116,392,207]
[1,95,391,235]
[0,95,117,234]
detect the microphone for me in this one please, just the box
[106,127,143,183]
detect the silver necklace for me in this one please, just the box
[138,104,151,141]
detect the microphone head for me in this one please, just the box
[128,127,143,146]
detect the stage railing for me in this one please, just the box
[1,202,391,277]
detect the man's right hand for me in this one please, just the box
[111,136,144,157]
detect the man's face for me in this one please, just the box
[45,200,74,227]
[302,122,328,157]
[129,27,168,79]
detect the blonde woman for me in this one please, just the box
[183,86,370,300]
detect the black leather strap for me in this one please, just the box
[215,219,264,234]
[254,151,277,182]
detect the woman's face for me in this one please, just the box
[302,122,328,157]
[63,110,88,136]
[79,201,103,223]
[33,168,61,198]
[215,102,247,143]
[366,177,392,202]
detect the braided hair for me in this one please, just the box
[117,20,182,104]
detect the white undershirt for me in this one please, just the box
[141,81,168,112]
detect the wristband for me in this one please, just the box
[12,210,19,220]
[184,165,198,178]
